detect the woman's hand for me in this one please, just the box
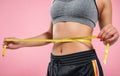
[3,37,25,49]
[98,24,119,46]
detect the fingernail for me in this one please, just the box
[4,41,7,45]
[107,40,111,42]
[100,39,103,41]
[103,39,105,41]
[97,35,101,38]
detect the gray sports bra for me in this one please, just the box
[50,0,99,28]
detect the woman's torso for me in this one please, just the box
[51,0,103,55]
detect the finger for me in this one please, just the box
[4,38,18,46]
[4,37,17,42]
[4,41,8,45]
[4,41,13,46]
[7,43,20,49]
[3,38,10,45]
[98,24,113,36]
[98,25,111,38]
[103,28,117,41]
[106,33,119,42]
[103,34,113,41]
[98,25,115,41]
[98,29,105,38]
[101,27,114,41]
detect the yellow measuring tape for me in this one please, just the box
[2,35,110,64]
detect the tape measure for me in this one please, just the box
[2,35,110,64]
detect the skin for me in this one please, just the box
[4,0,119,56]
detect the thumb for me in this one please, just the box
[7,43,21,49]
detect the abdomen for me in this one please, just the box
[52,22,94,56]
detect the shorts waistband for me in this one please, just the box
[51,49,97,65]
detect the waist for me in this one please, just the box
[51,49,97,65]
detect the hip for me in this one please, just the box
[47,49,104,76]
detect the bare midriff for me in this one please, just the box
[52,22,94,56]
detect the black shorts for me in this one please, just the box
[47,49,104,76]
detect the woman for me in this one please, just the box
[3,0,119,76]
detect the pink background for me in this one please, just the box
[0,0,120,76]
